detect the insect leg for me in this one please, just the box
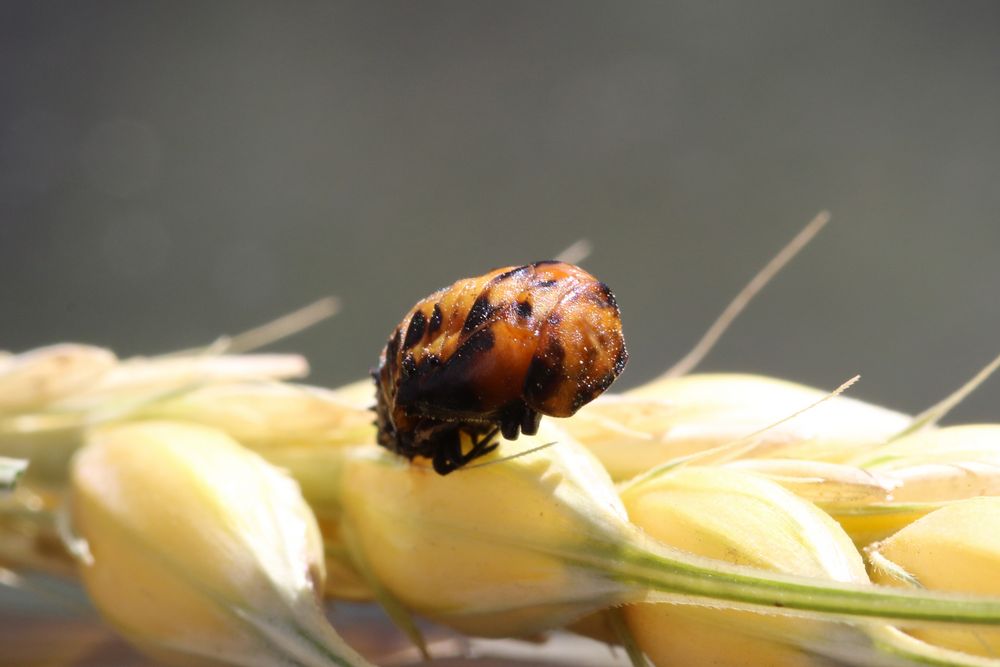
[521,408,541,436]
[432,430,464,475]
[432,426,500,474]
[460,426,500,467]
[499,402,531,440]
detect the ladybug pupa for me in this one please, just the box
[374,261,628,475]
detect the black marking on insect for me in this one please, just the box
[427,303,443,336]
[403,310,427,349]
[462,293,494,333]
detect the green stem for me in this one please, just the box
[509,522,1000,627]
[604,541,1000,625]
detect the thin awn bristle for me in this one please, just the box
[895,350,1000,440]
[223,296,341,354]
[460,441,561,471]
[704,373,862,464]
[621,373,860,491]
[160,296,341,359]
[553,239,593,266]
[409,441,562,473]
[659,210,831,379]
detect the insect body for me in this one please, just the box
[374,260,628,474]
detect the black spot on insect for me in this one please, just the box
[516,300,533,318]
[462,293,494,333]
[534,279,558,288]
[401,353,417,378]
[491,264,532,283]
[571,385,597,412]
[572,369,619,411]
[531,260,561,268]
[400,329,497,414]
[524,341,566,405]
[427,303,443,336]
[461,326,495,354]
[595,282,618,309]
[403,310,427,350]
[395,353,444,404]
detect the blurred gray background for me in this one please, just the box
[3,1,1000,420]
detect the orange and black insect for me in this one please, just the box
[374,260,628,474]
